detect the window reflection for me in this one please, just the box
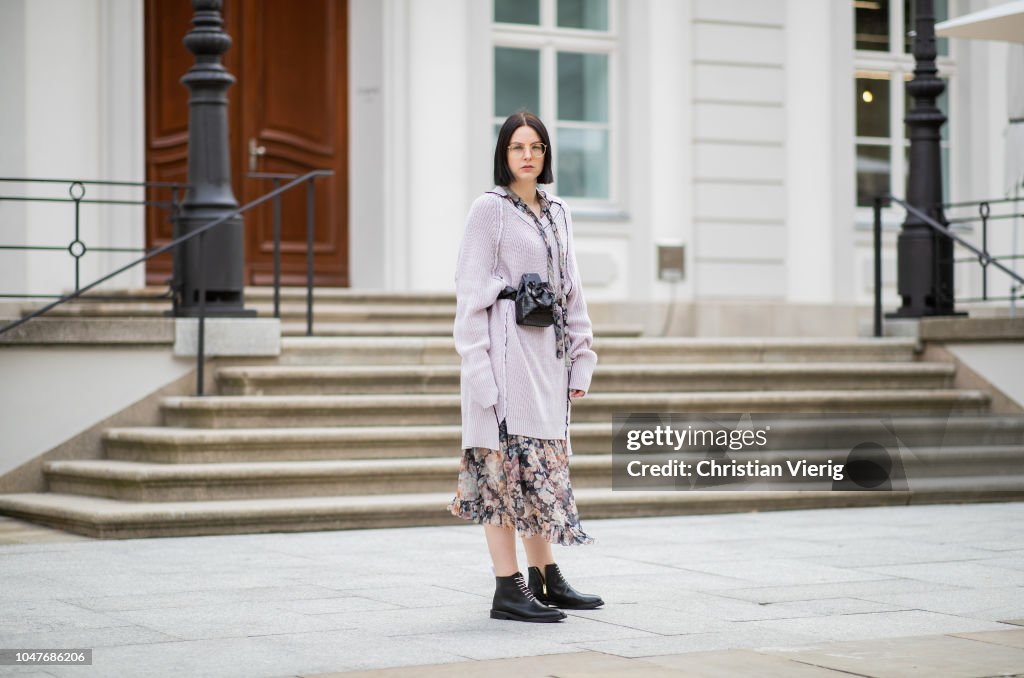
[558,52,609,123]
[494,47,541,117]
[557,128,609,198]
[904,0,948,56]
[857,145,891,206]
[494,0,540,25]
[857,76,891,138]
[557,0,608,31]
[855,0,889,51]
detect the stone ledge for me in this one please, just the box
[173,318,281,357]
[0,317,175,345]
[920,316,1024,341]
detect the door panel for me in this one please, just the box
[144,0,348,287]
[240,0,349,286]
[143,0,194,286]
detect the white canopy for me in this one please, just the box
[935,0,1024,43]
[937,2,1024,193]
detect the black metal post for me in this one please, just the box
[174,0,254,318]
[873,196,883,337]
[981,201,990,300]
[197,231,206,396]
[306,177,315,336]
[70,182,85,292]
[272,177,282,319]
[891,0,956,317]
[170,185,180,315]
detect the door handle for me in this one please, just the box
[248,138,267,172]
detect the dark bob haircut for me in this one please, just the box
[493,110,554,186]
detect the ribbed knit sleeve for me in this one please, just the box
[561,203,598,394]
[453,194,507,408]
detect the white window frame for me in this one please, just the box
[854,0,957,229]
[492,0,620,210]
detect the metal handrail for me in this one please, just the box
[244,168,317,333]
[1,169,333,395]
[943,196,1023,209]
[872,193,1024,337]
[942,196,1024,302]
[0,178,188,295]
[246,172,321,335]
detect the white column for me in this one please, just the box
[643,0,695,306]
[829,0,856,303]
[0,0,145,300]
[380,0,411,290]
[785,0,853,303]
[348,0,388,289]
[405,0,478,292]
[0,1,28,307]
[24,0,101,296]
[96,0,146,290]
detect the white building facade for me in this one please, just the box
[0,0,1017,336]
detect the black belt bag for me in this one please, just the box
[497,273,555,327]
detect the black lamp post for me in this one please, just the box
[173,0,253,317]
[891,0,956,317]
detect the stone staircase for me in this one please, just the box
[1,290,1023,539]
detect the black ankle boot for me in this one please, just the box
[490,571,566,622]
[528,563,604,609]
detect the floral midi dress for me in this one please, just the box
[447,189,595,547]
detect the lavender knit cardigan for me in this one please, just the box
[453,185,598,457]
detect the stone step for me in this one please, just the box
[102,424,611,462]
[33,302,170,317]
[247,288,457,305]
[49,287,458,306]
[42,445,1024,502]
[43,301,458,321]
[245,288,457,305]
[41,455,607,501]
[160,390,991,429]
[277,336,922,366]
[24,304,643,338]
[279,321,645,338]
[215,362,956,396]
[2,479,1022,539]
[0,317,175,345]
[99,415,1024,463]
[36,300,645,336]
[260,302,457,320]
[278,321,460,337]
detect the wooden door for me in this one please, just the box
[144,0,348,287]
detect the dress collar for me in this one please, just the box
[491,185,563,223]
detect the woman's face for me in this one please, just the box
[507,125,544,184]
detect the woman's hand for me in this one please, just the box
[569,389,586,399]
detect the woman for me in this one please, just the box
[447,111,604,623]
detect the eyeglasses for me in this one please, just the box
[507,142,547,158]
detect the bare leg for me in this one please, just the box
[522,534,555,570]
[484,523,519,576]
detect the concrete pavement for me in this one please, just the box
[0,502,1022,677]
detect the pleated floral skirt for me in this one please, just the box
[447,418,595,546]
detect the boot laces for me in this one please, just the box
[515,574,538,600]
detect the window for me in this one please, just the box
[854,0,949,54]
[853,0,953,208]
[493,0,616,203]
